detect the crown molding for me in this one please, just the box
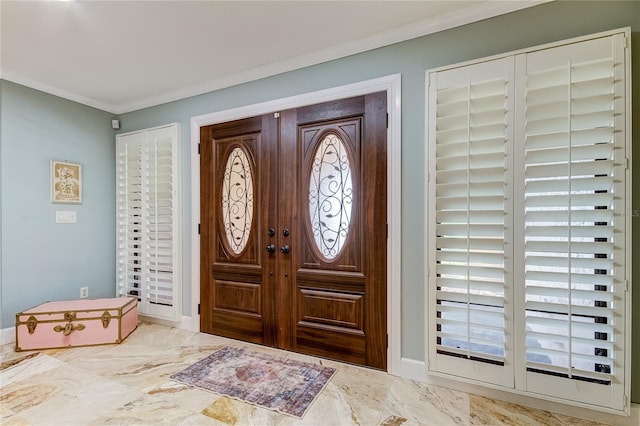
[5,1,548,115]
[2,70,118,114]
[116,1,547,114]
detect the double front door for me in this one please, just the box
[200,93,387,369]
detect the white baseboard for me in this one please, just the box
[398,358,639,425]
[180,315,199,332]
[1,326,15,345]
[395,357,429,382]
[139,315,198,333]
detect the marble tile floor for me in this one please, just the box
[1,322,606,426]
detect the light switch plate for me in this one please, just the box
[56,211,77,223]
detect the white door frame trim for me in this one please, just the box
[190,74,402,374]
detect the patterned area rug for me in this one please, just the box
[169,346,337,418]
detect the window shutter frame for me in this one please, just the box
[513,32,629,411]
[116,123,181,322]
[427,56,515,388]
[426,29,631,413]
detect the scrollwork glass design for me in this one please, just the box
[308,133,353,260]
[222,147,254,254]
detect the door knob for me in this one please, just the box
[266,244,276,253]
[268,228,275,237]
[280,245,290,254]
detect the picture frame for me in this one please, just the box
[51,160,82,204]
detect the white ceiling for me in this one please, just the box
[0,1,542,114]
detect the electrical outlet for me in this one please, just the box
[80,287,88,298]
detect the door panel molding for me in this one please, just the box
[297,288,364,331]
[214,281,262,314]
[191,74,402,373]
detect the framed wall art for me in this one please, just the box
[51,160,82,204]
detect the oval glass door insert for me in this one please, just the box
[222,146,254,254]
[308,133,353,260]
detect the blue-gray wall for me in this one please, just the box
[0,0,638,404]
[0,81,117,328]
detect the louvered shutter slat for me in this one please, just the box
[525,254,614,270]
[436,237,505,252]
[525,209,613,224]
[436,250,504,266]
[525,175,614,193]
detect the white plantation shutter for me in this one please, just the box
[427,30,630,412]
[116,124,181,321]
[117,132,145,303]
[515,33,628,409]
[427,57,514,387]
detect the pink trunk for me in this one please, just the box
[15,297,138,351]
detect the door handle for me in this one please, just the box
[280,245,290,254]
[266,244,276,253]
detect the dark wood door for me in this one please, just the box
[200,93,387,369]
[200,114,278,345]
